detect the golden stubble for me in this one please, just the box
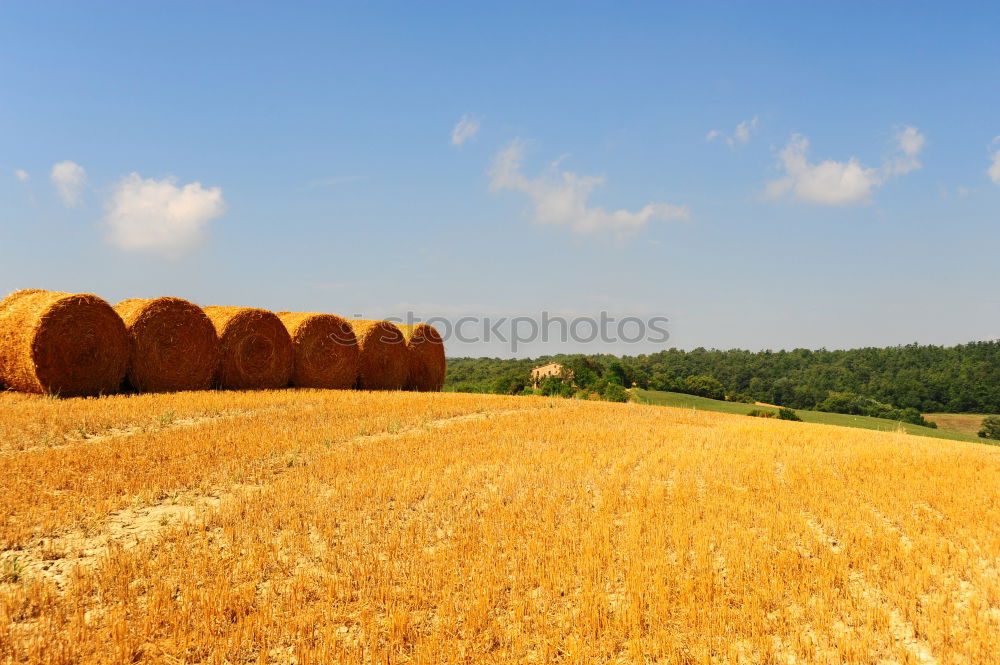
[1,392,998,664]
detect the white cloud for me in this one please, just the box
[450,114,481,146]
[765,134,881,205]
[989,136,1000,185]
[937,185,974,200]
[14,169,29,183]
[884,126,925,176]
[707,117,758,147]
[50,160,87,206]
[489,139,689,235]
[766,127,925,206]
[727,116,759,147]
[103,173,226,257]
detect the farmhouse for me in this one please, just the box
[530,362,573,388]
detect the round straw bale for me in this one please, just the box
[348,320,408,390]
[114,297,219,393]
[277,312,359,389]
[202,306,293,390]
[0,289,128,396]
[398,323,446,392]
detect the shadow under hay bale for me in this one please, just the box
[277,312,359,389]
[348,320,408,390]
[203,306,293,390]
[115,297,220,393]
[0,289,129,397]
[398,323,446,392]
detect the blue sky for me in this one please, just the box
[2,2,999,357]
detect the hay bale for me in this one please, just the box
[0,289,129,396]
[348,320,408,390]
[115,297,219,393]
[398,323,446,392]
[277,312,359,389]
[202,306,293,390]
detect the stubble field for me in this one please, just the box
[1,390,998,664]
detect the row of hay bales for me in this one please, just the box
[0,289,445,397]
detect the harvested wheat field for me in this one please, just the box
[1,391,999,664]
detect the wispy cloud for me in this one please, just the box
[884,125,925,176]
[450,113,481,146]
[50,160,87,207]
[706,117,759,147]
[14,169,29,183]
[765,127,925,206]
[728,116,759,147]
[937,184,975,200]
[489,139,689,235]
[103,173,226,258]
[989,136,1000,185]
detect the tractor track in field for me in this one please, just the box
[0,407,534,591]
[800,511,938,665]
[0,409,275,456]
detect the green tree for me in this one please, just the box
[649,373,677,392]
[538,376,563,397]
[630,368,650,389]
[777,408,802,422]
[681,375,726,401]
[747,376,767,400]
[564,358,598,389]
[603,383,628,403]
[979,416,1000,440]
[492,370,528,395]
[606,360,629,387]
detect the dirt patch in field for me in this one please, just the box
[0,491,226,589]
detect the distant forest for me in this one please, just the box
[445,341,1000,417]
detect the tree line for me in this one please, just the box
[444,341,1000,422]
